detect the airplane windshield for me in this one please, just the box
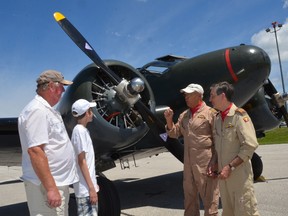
[144,66,168,74]
[139,55,187,75]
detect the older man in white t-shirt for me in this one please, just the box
[18,70,79,216]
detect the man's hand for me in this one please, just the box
[164,108,174,130]
[218,165,231,180]
[164,108,174,120]
[46,188,62,208]
[207,162,219,178]
[28,145,61,208]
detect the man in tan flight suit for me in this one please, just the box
[164,83,219,216]
[208,81,260,216]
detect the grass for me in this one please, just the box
[258,127,288,145]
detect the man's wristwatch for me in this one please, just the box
[228,163,235,171]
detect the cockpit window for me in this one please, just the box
[138,54,188,75]
[144,66,168,74]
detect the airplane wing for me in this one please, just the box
[0,118,21,166]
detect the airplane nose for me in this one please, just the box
[140,44,271,110]
[227,45,270,82]
[228,45,271,106]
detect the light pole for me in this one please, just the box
[266,22,286,95]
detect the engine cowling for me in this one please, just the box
[57,60,155,171]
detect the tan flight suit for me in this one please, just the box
[167,102,219,216]
[213,103,260,216]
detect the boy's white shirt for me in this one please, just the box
[71,124,98,197]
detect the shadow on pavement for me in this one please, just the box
[0,170,222,215]
[114,171,184,211]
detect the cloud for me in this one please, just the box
[283,0,288,8]
[251,20,288,92]
[111,31,121,37]
[251,21,288,63]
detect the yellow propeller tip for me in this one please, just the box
[54,12,65,22]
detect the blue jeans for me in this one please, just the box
[76,196,98,216]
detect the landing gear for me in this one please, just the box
[251,152,263,181]
[97,175,121,216]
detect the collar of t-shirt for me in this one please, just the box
[221,103,233,121]
[190,101,203,117]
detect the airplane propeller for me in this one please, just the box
[53,12,184,162]
[263,79,288,126]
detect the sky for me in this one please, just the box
[1,0,288,117]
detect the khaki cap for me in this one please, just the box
[36,70,73,86]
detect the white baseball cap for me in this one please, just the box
[180,83,204,94]
[72,99,96,117]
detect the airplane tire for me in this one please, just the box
[97,175,121,216]
[251,152,263,181]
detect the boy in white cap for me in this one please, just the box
[71,99,99,216]
[164,83,219,216]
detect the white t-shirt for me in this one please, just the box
[71,124,98,197]
[18,95,79,186]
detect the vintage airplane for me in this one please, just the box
[1,12,288,215]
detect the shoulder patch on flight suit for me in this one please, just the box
[243,116,250,122]
[235,108,247,115]
[236,108,250,122]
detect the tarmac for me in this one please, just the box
[0,143,288,216]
